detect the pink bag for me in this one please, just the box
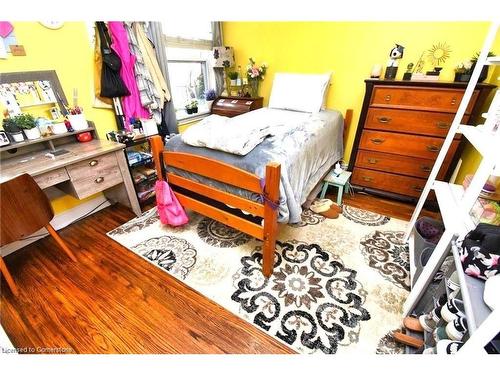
[155,180,189,226]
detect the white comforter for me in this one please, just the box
[181,108,325,155]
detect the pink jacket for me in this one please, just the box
[108,22,149,129]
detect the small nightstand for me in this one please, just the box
[319,170,352,205]
[211,96,263,117]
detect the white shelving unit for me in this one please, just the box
[402,22,500,353]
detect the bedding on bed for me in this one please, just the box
[166,107,344,224]
[180,108,324,155]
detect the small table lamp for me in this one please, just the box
[213,46,235,97]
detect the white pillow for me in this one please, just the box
[268,72,331,113]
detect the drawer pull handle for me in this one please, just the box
[384,95,391,102]
[436,122,449,129]
[370,138,385,145]
[94,177,104,184]
[451,97,457,105]
[420,165,432,172]
[89,160,99,167]
[413,186,424,193]
[426,145,440,152]
[377,116,392,124]
[362,176,374,182]
[368,158,378,164]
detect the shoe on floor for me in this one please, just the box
[403,316,424,332]
[310,199,339,219]
[446,317,468,341]
[436,339,464,354]
[310,199,334,213]
[441,299,465,323]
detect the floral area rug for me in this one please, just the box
[107,204,410,354]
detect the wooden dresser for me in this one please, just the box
[349,79,495,202]
[211,96,263,117]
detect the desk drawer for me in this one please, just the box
[370,86,478,113]
[359,130,460,159]
[352,167,426,198]
[66,153,119,181]
[33,168,70,189]
[365,108,466,138]
[70,168,123,199]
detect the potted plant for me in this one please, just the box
[185,99,199,115]
[228,71,239,86]
[15,113,41,140]
[246,58,268,97]
[204,89,216,111]
[471,51,495,82]
[454,61,473,82]
[2,117,25,142]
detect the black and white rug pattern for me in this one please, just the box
[232,240,370,354]
[108,204,409,354]
[343,205,390,226]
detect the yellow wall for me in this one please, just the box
[223,21,495,166]
[0,22,117,213]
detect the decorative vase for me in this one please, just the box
[23,127,41,140]
[206,100,214,112]
[230,79,237,86]
[250,79,260,97]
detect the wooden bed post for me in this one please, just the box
[150,135,165,180]
[262,162,281,278]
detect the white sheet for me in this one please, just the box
[181,108,325,156]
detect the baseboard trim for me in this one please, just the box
[0,195,111,257]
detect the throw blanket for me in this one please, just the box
[181,109,324,155]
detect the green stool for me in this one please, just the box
[319,170,352,205]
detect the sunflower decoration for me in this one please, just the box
[427,42,452,67]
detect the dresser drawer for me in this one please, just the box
[352,168,426,198]
[33,168,70,189]
[70,168,123,199]
[359,130,460,159]
[365,108,466,138]
[370,86,478,114]
[355,150,454,179]
[66,153,119,181]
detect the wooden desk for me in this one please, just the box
[1,136,141,217]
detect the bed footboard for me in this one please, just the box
[149,135,280,277]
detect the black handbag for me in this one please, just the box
[96,22,130,98]
[461,223,500,280]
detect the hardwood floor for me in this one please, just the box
[1,193,432,354]
[0,204,294,354]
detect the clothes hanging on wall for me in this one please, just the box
[107,21,150,129]
[93,25,113,107]
[124,22,161,124]
[134,22,171,111]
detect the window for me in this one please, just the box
[163,21,215,121]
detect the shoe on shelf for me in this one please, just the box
[441,299,465,323]
[436,339,464,354]
[433,326,449,342]
[392,331,424,349]
[403,316,424,333]
[434,293,448,309]
[446,317,468,341]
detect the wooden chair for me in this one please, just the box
[0,173,77,296]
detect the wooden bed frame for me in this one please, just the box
[150,109,353,278]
